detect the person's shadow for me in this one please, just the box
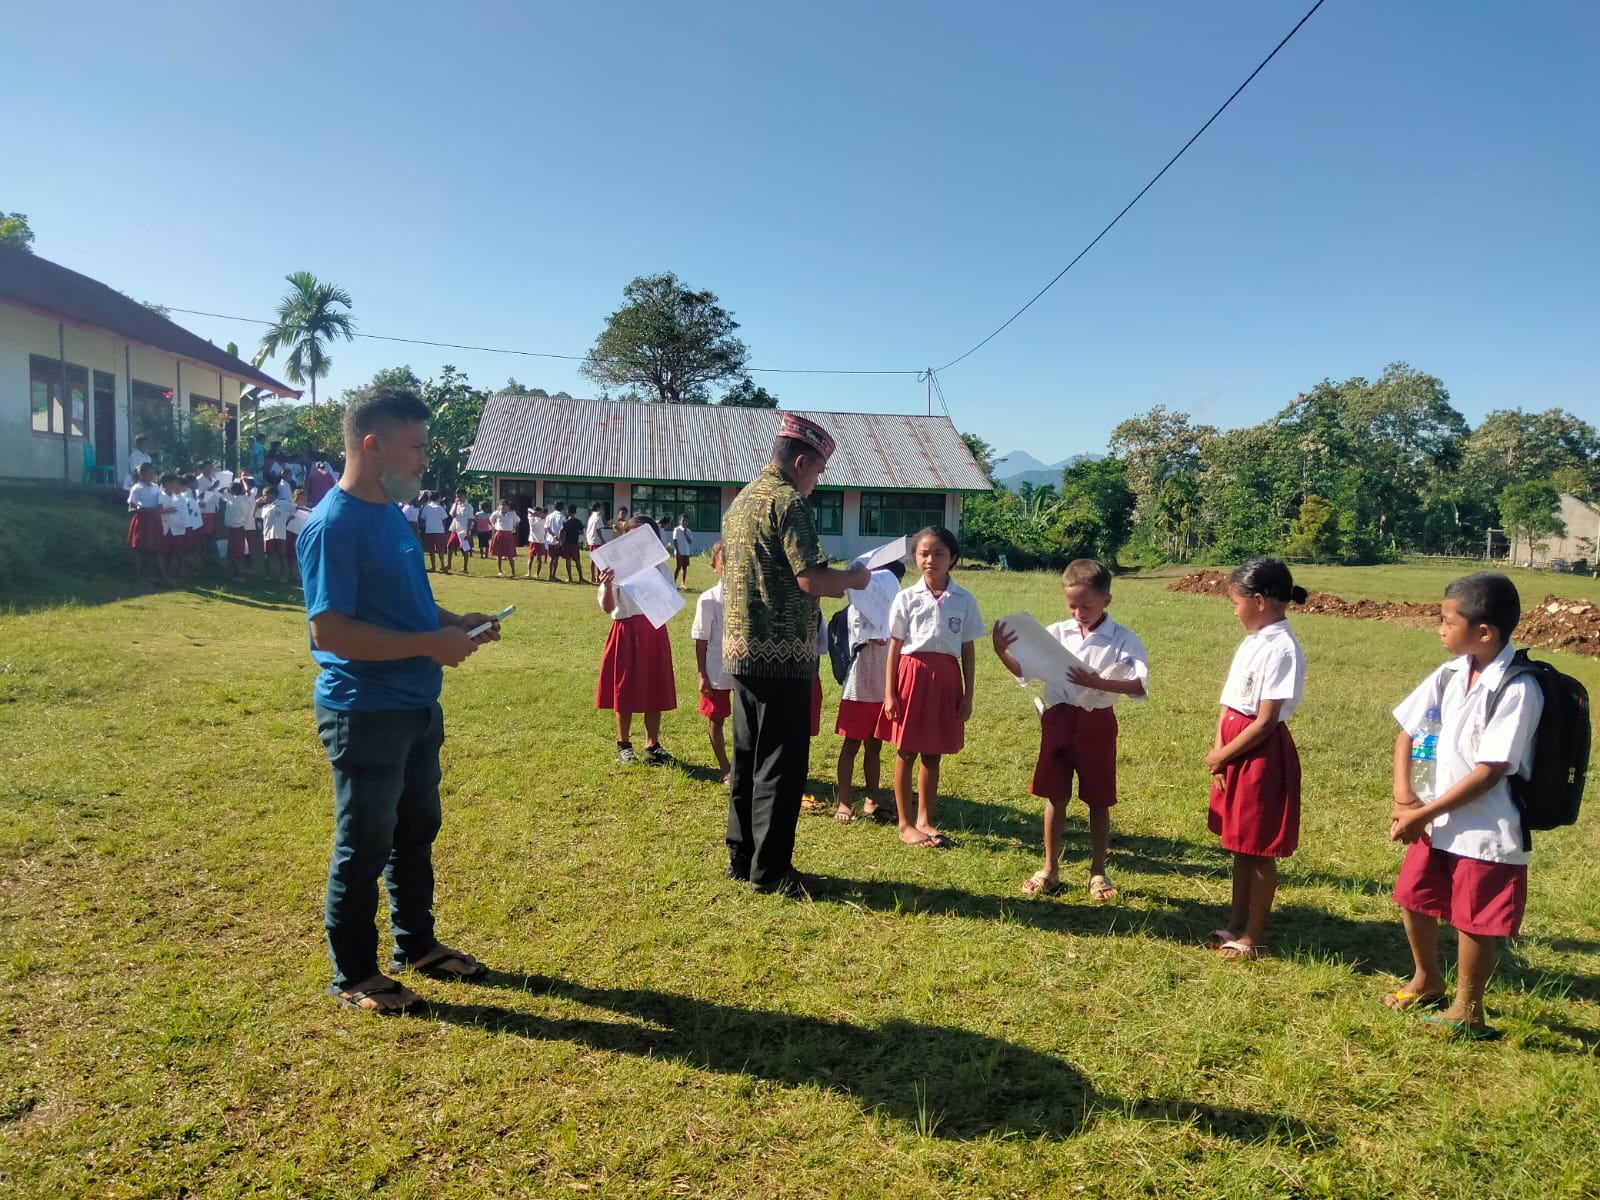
[426,973,1323,1144]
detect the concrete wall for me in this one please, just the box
[1,305,250,484]
[1535,493,1600,566]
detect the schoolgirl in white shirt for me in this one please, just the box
[525,507,548,578]
[1204,557,1308,961]
[595,515,677,765]
[834,560,906,825]
[489,500,520,576]
[445,492,474,575]
[125,463,165,581]
[881,526,984,849]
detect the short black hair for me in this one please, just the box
[343,385,430,448]
[158,471,177,485]
[1063,558,1112,592]
[912,525,960,561]
[881,560,907,580]
[1231,557,1308,605]
[1444,572,1520,643]
[771,436,818,470]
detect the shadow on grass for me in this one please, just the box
[428,973,1326,1144]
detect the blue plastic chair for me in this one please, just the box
[82,441,115,486]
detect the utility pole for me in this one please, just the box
[925,369,932,417]
[1485,526,1503,562]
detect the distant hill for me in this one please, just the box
[992,450,1068,489]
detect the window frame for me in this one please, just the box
[858,490,947,538]
[29,354,88,438]
[629,483,723,533]
[808,490,844,536]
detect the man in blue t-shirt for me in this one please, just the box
[298,386,503,1014]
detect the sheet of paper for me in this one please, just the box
[847,567,899,638]
[591,523,668,579]
[620,565,685,629]
[850,536,908,573]
[995,612,1085,683]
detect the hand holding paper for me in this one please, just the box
[993,612,1085,683]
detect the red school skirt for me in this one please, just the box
[595,615,678,714]
[127,509,162,551]
[698,688,731,721]
[226,528,249,560]
[880,651,965,755]
[489,530,517,558]
[836,698,884,742]
[200,512,219,535]
[1209,707,1301,858]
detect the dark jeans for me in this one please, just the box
[726,674,813,886]
[316,702,445,988]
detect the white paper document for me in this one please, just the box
[619,565,685,628]
[995,612,1085,683]
[847,567,901,638]
[590,524,668,579]
[851,536,908,573]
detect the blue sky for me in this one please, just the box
[8,1,1597,463]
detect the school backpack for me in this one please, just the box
[1481,650,1590,841]
[827,607,857,686]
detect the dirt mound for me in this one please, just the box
[1167,575,1600,660]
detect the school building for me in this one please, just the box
[464,393,993,560]
[0,245,300,484]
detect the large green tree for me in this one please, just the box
[1496,481,1566,563]
[1,210,34,252]
[421,366,484,497]
[582,273,748,403]
[256,271,356,406]
[1464,409,1600,498]
[719,376,779,408]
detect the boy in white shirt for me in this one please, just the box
[126,463,166,582]
[543,505,566,581]
[994,559,1148,900]
[221,481,255,578]
[419,492,449,571]
[525,507,548,579]
[158,473,187,580]
[1387,573,1543,1041]
[690,542,731,784]
[260,489,297,582]
[445,490,474,575]
[671,515,694,588]
[181,475,203,575]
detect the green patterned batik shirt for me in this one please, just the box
[721,463,827,680]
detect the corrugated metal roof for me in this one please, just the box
[465,395,994,492]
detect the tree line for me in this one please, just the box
[961,363,1598,570]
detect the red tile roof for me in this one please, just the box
[0,246,301,397]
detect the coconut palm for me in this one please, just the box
[255,271,355,406]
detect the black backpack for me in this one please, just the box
[827,607,857,686]
[1479,650,1590,842]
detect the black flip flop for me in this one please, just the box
[325,981,423,1014]
[393,948,489,982]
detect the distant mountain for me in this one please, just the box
[993,449,1068,489]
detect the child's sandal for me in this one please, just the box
[1088,874,1118,902]
[1022,870,1063,897]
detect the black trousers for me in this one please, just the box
[726,673,813,886]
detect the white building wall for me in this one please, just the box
[0,307,131,482]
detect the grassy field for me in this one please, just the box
[4,506,1599,1198]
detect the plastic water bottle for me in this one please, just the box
[1410,708,1442,800]
[1105,654,1138,682]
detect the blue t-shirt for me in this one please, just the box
[298,487,443,711]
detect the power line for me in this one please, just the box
[163,306,920,376]
[934,0,1327,374]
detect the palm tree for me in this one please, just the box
[255,271,355,406]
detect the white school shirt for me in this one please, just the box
[1219,620,1305,721]
[197,487,220,517]
[690,581,727,690]
[401,502,419,526]
[527,514,547,543]
[286,505,314,537]
[127,449,151,486]
[887,577,984,657]
[672,525,693,553]
[545,510,565,543]
[1032,616,1150,711]
[598,562,674,621]
[492,510,518,533]
[449,503,474,536]
[127,481,162,510]
[184,492,202,531]
[160,492,186,536]
[843,604,890,703]
[420,503,448,534]
[1392,643,1543,865]
[585,510,606,545]
[277,478,293,501]
[195,474,218,495]
[222,494,254,530]
[261,497,295,541]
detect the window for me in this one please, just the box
[29,355,88,437]
[542,480,616,523]
[630,484,722,532]
[808,490,843,536]
[859,491,946,538]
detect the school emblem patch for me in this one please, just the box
[948,616,963,634]
[1241,670,1256,697]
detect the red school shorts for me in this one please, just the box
[1031,704,1118,808]
[423,532,447,553]
[528,542,548,558]
[1393,838,1527,938]
[698,688,731,721]
[265,538,286,558]
[835,698,884,742]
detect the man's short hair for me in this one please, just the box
[771,436,818,470]
[1445,572,1521,644]
[343,385,430,448]
[1062,558,1112,592]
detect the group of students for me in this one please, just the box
[125,460,317,584]
[595,519,1554,1041]
[400,491,522,577]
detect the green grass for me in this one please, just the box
[3,496,1599,1198]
